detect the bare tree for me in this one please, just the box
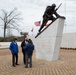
[0,8,22,41]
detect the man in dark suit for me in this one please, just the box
[21,37,28,65]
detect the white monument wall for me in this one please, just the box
[34,18,65,62]
[61,33,76,48]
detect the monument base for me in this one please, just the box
[35,18,65,62]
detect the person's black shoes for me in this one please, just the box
[12,64,19,67]
[12,65,16,67]
[25,66,28,68]
[16,64,19,65]
[30,66,32,68]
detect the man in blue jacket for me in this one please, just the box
[9,37,19,67]
[24,39,34,68]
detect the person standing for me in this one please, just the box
[9,37,19,67]
[24,39,34,68]
[21,37,28,65]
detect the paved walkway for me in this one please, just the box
[0,48,76,75]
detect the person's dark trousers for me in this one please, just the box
[25,54,32,68]
[12,53,18,66]
[49,16,56,22]
[39,18,47,32]
[22,51,26,64]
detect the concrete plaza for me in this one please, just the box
[0,48,76,75]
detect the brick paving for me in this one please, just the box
[0,48,76,75]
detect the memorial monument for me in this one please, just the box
[35,18,65,62]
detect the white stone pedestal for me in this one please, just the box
[35,18,65,62]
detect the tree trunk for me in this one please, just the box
[4,25,6,42]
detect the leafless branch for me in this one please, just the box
[7,8,17,18]
[0,17,4,21]
[0,8,22,41]
[7,23,20,32]
[1,9,7,15]
[7,14,21,25]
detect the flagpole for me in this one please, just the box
[64,0,66,32]
[31,27,34,36]
[32,27,33,36]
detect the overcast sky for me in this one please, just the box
[0,0,76,37]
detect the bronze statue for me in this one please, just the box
[38,3,65,32]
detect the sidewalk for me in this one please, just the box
[0,49,76,75]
